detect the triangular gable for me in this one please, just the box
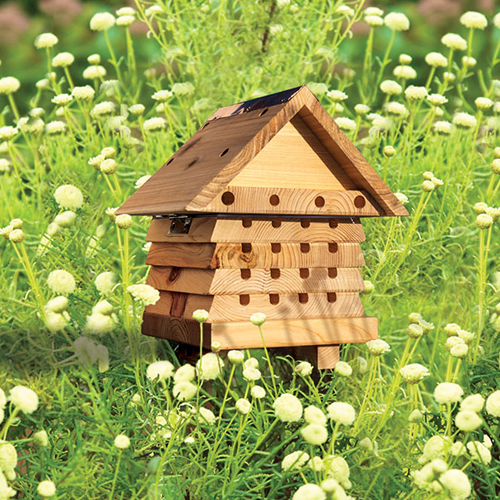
[117,86,408,217]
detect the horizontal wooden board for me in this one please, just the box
[142,314,378,349]
[147,266,365,295]
[146,217,366,244]
[146,242,365,269]
[200,187,382,216]
[145,291,364,322]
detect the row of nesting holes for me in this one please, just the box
[241,242,338,254]
[240,268,338,279]
[222,192,367,209]
[242,218,339,229]
[239,292,337,306]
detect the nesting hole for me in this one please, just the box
[328,268,338,278]
[298,293,309,304]
[354,195,366,208]
[239,295,250,306]
[329,219,338,228]
[269,294,280,305]
[240,269,251,280]
[269,194,280,206]
[167,157,174,165]
[315,196,325,207]
[327,292,337,303]
[242,218,252,228]
[300,243,310,253]
[259,108,269,116]
[272,219,282,228]
[328,242,338,253]
[299,268,310,279]
[202,122,210,129]
[221,191,235,205]
[220,148,230,157]
[271,243,281,254]
[241,243,252,253]
[270,268,281,279]
[301,219,310,228]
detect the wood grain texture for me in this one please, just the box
[145,242,365,269]
[288,345,341,369]
[145,291,365,322]
[200,187,382,216]
[227,116,355,190]
[141,314,378,349]
[146,216,366,244]
[116,85,408,217]
[147,266,365,295]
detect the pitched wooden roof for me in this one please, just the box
[117,86,408,217]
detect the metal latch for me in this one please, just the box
[168,215,193,235]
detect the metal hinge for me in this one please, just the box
[168,215,193,235]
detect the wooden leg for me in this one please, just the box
[287,344,340,369]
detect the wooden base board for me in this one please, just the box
[142,314,378,349]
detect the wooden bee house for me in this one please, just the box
[117,86,408,368]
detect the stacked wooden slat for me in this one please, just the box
[142,215,378,368]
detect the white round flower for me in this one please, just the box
[460,11,487,30]
[117,15,135,27]
[467,441,491,464]
[434,120,453,134]
[100,158,118,175]
[439,469,471,500]
[173,381,197,401]
[143,117,167,131]
[301,424,328,445]
[46,296,68,313]
[83,65,106,80]
[282,450,310,471]
[52,52,74,67]
[335,117,356,131]
[172,82,195,96]
[243,367,261,381]
[462,56,476,67]
[72,85,95,100]
[427,94,447,106]
[400,363,430,384]
[37,480,56,497]
[380,80,402,95]
[47,269,76,295]
[9,386,39,413]
[251,385,266,398]
[366,338,391,355]
[0,126,18,141]
[90,12,116,31]
[135,174,151,189]
[127,284,160,306]
[273,393,303,422]
[395,192,409,204]
[35,33,58,49]
[364,7,384,16]
[434,382,464,405]
[152,89,173,102]
[386,102,409,117]
[393,65,417,80]
[54,184,83,210]
[485,390,500,416]
[9,229,24,243]
[128,104,145,115]
[192,309,209,322]
[405,85,428,100]
[174,364,196,383]
[85,313,115,335]
[365,15,383,26]
[455,410,482,432]
[384,12,410,31]
[441,33,467,51]
[334,361,352,377]
[452,112,477,129]
[450,343,469,359]
[354,104,370,116]
[460,394,484,413]
[147,360,174,382]
[114,434,130,449]
[327,90,348,102]
[228,350,244,364]
[295,361,313,377]
[95,272,117,295]
[45,121,66,135]
[91,101,115,117]
[0,76,20,94]
[475,97,493,110]
[235,398,251,414]
[425,52,447,67]
[304,405,327,426]
[292,484,325,500]
[327,402,355,425]
[324,455,352,488]
[196,352,223,380]
[476,213,493,229]
[250,312,266,326]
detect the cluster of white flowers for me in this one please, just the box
[73,336,109,372]
[127,284,160,306]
